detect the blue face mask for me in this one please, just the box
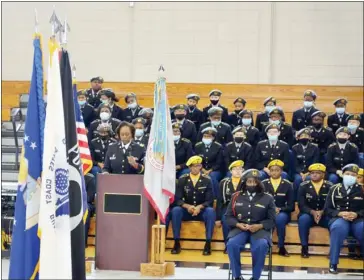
[343,175,356,187]
[211,120,221,127]
[304,101,313,108]
[173,135,181,142]
[135,129,144,138]
[202,138,212,146]
[265,105,274,113]
[102,99,109,105]
[78,100,86,106]
[270,119,280,125]
[336,107,345,114]
[242,118,252,126]
[348,123,358,131]
[268,135,278,142]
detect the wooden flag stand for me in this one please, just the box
[140,217,175,277]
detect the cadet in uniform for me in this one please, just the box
[225,169,276,280]
[84,173,97,247]
[86,76,103,108]
[185,93,204,131]
[77,89,97,128]
[262,160,294,257]
[216,160,244,253]
[99,89,124,121]
[132,117,149,146]
[172,104,197,145]
[324,164,364,274]
[255,124,290,180]
[202,89,229,123]
[138,108,154,134]
[292,128,320,199]
[326,127,359,184]
[123,92,143,123]
[357,168,364,187]
[224,126,254,176]
[88,104,121,141]
[198,107,233,146]
[102,122,145,174]
[347,114,364,167]
[172,122,194,178]
[239,110,260,149]
[195,127,224,198]
[360,113,364,129]
[292,89,319,132]
[227,98,251,128]
[255,97,286,132]
[168,156,216,255]
[328,98,349,134]
[297,163,332,258]
[90,123,117,177]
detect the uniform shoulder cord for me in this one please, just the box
[231,191,241,217]
[222,179,229,204]
[331,184,341,208]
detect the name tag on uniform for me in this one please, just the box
[110,154,116,160]
[306,194,312,199]
[297,119,302,122]
[322,194,327,196]
[95,149,100,152]
[276,193,286,196]
[353,197,363,200]
[262,151,267,155]
[198,187,206,190]
[235,202,243,206]
[255,204,265,208]
[335,196,342,199]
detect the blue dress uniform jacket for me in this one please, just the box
[175,138,194,170]
[243,125,260,149]
[195,141,224,172]
[102,141,146,174]
[326,142,359,174]
[255,112,286,132]
[225,191,276,241]
[174,119,197,145]
[227,112,255,128]
[87,118,122,141]
[292,107,318,132]
[90,137,117,165]
[134,134,149,147]
[261,122,294,148]
[310,126,335,156]
[80,103,97,128]
[217,178,240,220]
[198,122,233,146]
[123,106,143,123]
[109,104,124,122]
[262,178,295,213]
[328,113,349,134]
[202,104,229,123]
[360,113,364,128]
[86,88,102,108]
[254,140,290,172]
[349,128,364,153]
[224,142,254,171]
[185,107,204,132]
[292,143,320,174]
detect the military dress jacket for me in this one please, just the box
[254,140,290,172]
[216,178,241,220]
[90,137,117,165]
[194,141,224,172]
[224,141,254,171]
[292,143,320,174]
[197,122,233,146]
[262,178,294,213]
[326,142,359,173]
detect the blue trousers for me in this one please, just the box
[298,213,329,246]
[359,153,364,168]
[259,170,288,181]
[227,231,269,280]
[276,212,291,248]
[221,206,230,244]
[209,171,223,199]
[328,173,340,184]
[169,206,216,240]
[329,218,364,265]
[293,174,311,201]
[176,168,190,179]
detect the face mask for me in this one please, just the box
[188,105,195,110]
[101,99,109,105]
[100,135,109,140]
[343,175,356,187]
[128,102,137,109]
[242,118,252,126]
[265,105,274,113]
[299,138,309,146]
[210,100,219,105]
[348,124,358,131]
[173,135,181,142]
[78,100,86,106]
[211,120,221,127]
[336,107,345,114]
[234,137,244,144]
[175,114,185,121]
[202,138,212,146]
[313,123,322,129]
[337,138,347,144]
[304,101,313,108]
[135,129,144,138]
[268,135,278,142]
[270,119,280,125]
[100,112,110,121]
[246,185,256,193]
[235,109,242,115]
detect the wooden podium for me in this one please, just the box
[95,174,154,271]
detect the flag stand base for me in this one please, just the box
[140,223,175,277]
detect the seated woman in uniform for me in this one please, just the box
[226,169,276,280]
[138,108,154,134]
[297,163,332,258]
[102,122,145,175]
[88,104,121,141]
[132,117,149,146]
[262,160,294,257]
[324,164,364,274]
[216,160,244,253]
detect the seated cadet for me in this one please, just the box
[292,89,319,132]
[326,127,359,184]
[216,160,244,253]
[347,114,364,167]
[357,168,364,188]
[90,123,117,177]
[324,164,364,274]
[226,169,276,280]
[88,104,121,141]
[86,76,103,108]
[224,126,254,176]
[84,173,96,247]
[102,122,145,175]
[185,93,204,132]
[255,97,286,132]
[360,113,364,128]
[77,89,97,128]
[262,160,294,257]
[132,117,149,146]
[99,89,124,121]
[227,98,250,128]
[123,92,143,123]
[239,110,260,149]
[172,104,197,145]
[261,107,294,148]
[309,111,335,162]
[172,122,194,178]
[168,156,216,255]
[198,107,233,146]
[195,127,224,198]
[138,108,154,134]
[328,98,349,134]
[255,124,290,180]
[297,163,332,258]
[292,128,320,199]
[202,89,229,123]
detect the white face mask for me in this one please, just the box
[242,118,252,126]
[173,135,181,142]
[128,102,137,109]
[135,129,144,138]
[100,112,110,121]
[202,138,212,146]
[348,123,359,131]
[336,107,345,114]
[304,101,313,108]
[265,105,274,113]
[343,175,356,187]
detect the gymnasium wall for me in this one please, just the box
[2,2,363,85]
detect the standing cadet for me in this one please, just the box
[88,105,121,141]
[292,90,319,132]
[172,122,194,178]
[195,127,224,198]
[328,98,349,134]
[185,93,204,131]
[326,127,359,184]
[198,107,233,146]
[132,117,149,146]
[262,160,294,257]
[123,92,143,123]
[216,160,244,253]
[324,164,364,274]
[99,89,124,121]
[347,114,364,167]
[298,164,332,258]
[86,76,103,108]
[77,89,97,129]
[225,169,276,280]
[138,108,154,134]
[255,124,290,180]
[202,89,229,123]
[172,104,197,145]
[255,97,286,132]
[239,110,260,149]
[168,156,216,255]
[227,98,250,128]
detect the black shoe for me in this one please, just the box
[329,264,338,274]
[234,276,244,280]
[223,246,228,254]
[171,240,181,254]
[203,241,211,255]
[301,246,309,258]
[278,246,290,257]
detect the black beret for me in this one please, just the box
[342,164,359,174]
[90,76,104,83]
[311,111,326,119]
[263,96,276,106]
[125,92,137,102]
[234,98,246,105]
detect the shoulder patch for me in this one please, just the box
[325,126,333,131]
[214,141,222,147]
[226,142,234,146]
[201,174,211,179]
[195,141,203,146]
[185,119,194,125]
[108,142,117,146]
[181,138,191,143]
[301,181,310,185]
[311,142,318,147]
[328,142,337,148]
[283,179,292,184]
[358,127,364,132]
[350,142,358,148]
[180,173,189,178]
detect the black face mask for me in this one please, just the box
[337,138,347,144]
[188,105,195,110]
[313,123,322,129]
[100,135,109,140]
[299,139,309,146]
[235,109,242,115]
[235,137,244,144]
[175,114,185,120]
[246,185,257,193]
[210,100,219,105]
